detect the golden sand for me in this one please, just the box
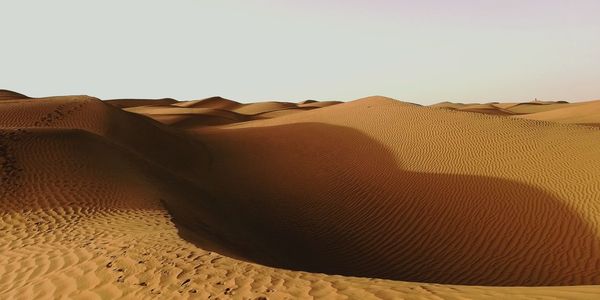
[1,90,599,299]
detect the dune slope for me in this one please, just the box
[0,96,208,178]
[105,98,179,108]
[189,97,600,286]
[0,89,29,100]
[514,100,600,127]
[125,98,344,128]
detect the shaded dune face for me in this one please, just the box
[173,97,241,109]
[105,98,179,108]
[193,122,600,286]
[0,96,209,179]
[0,89,29,100]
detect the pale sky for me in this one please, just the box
[1,0,599,104]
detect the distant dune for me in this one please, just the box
[125,97,343,129]
[431,99,600,128]
[105,98,179,108]
[513,100,600,127]
[432,100,570,115]
[1,89,599,299]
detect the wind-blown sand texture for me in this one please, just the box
[1,90,600,299]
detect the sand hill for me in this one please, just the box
[125,97,342,129]
[1,90,599,299]
[0,89,29,100]
[105,98,179,109]
[432,100,571,116]
[432,99,600,128]
[513,100,600,127]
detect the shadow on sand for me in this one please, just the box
[164,122,600,286]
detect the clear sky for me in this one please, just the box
[1,0,599,104]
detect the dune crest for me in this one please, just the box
[123,97,343,128]
[106,98,179,108]
[433,99,600,128]
[0,89,29,100]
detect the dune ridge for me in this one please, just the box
[0,89,29,100]
[513,100,600,127]
[105,98,179,108]
[1,89,600,299]
[431,100,572,116]
[431,99,600,127]
[124,97,342,129]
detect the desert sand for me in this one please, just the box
[1,90,600,299]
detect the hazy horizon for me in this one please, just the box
[1,0,599,104]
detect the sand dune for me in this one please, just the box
[431,100,572,116]
[123,98,344,128]
[429,101,467,109]
[457,103,515,115]
[126,106,251,127]
[514,100,600,127]
[0,89,29,100]
[500,101,570,114]
[0,96,207,178]
[105,98,179,108]
[191,97,600,286]
[298,100,343,108]
[172,96,242,109]
[433,99,600,128]
[1,91,600,299]
[231,101,298,114]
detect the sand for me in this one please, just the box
[1,90,600,299]
[513,100,600,127]
[431,100,573,116]
[105,98,179,109]
[431,99,600,128]
[0,89,30,100]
